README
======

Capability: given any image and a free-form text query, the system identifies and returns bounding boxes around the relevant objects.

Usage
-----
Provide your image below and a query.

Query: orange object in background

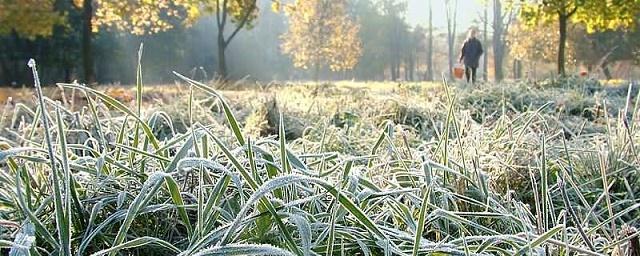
[453,65,465,79]
[580,71,588,77]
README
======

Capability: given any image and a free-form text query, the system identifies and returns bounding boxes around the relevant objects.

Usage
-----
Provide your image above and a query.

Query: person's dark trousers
[465,66,477,84]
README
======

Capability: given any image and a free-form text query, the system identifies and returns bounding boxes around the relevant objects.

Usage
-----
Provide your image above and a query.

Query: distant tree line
[1,0,639,86]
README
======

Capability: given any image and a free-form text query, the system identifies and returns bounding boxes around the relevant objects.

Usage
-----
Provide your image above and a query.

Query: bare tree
[82,0,94,84]
[426,0,434,81]
[483,1,488,81]
[215,0,258,79]
[492,0,516,81]
[445,0,458,79]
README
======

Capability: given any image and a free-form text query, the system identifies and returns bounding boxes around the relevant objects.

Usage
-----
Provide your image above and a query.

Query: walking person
[459,28,483,84]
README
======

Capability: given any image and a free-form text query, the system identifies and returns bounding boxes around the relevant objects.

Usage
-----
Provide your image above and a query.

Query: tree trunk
[513,59,522,79]
[409,53,415,81]
[483,3,488,81]
[601,61,612,80]
[213,0,256,81]
[64,67,71,82]
[493,46,504,81]
[217,32,228,79]
[396,59,400,80]
[426,0,433,81]
[53,0,71,83]
[391,62,398,81]
[82,0,95,84]
[446,0,457,80]
[492,0,504,81]
[313,61,320,82]
[558,15,568,76]
[394,20,401,81]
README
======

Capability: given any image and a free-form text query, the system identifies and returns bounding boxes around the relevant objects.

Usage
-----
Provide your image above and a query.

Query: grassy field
[0,67,638,255]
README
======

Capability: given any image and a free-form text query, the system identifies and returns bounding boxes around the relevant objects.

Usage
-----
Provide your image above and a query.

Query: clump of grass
[0,54,638,256]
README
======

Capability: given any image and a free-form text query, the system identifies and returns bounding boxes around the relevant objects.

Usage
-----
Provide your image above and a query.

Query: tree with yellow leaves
[82,0,194,83]
[518,0,640,76]
[89,0,262,80]
[281,0,362,81]
[1,0,193,83]
[0,0,65,38]
[508,20,577,77]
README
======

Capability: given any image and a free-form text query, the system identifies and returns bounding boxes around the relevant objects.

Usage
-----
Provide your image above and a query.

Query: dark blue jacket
[460,37,483,68]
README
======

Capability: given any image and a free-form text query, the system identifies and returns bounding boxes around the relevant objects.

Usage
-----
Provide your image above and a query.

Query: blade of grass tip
[278,112,293,203]
[136,43,143,116]
[279,112,290,174]
[367,122,389,168]
[114,115,129,161]
[173,72,245,146]
[132,43,144,166]
[412,186,432,256]
[631,81,640,132]
[247,137,263,185]
[28,59,70,256]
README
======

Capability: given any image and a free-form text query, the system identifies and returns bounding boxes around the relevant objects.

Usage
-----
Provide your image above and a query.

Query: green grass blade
[192,244,295,256]
[90,236,180,256]
[515,225,564,255]
[28,59,69,255]
[412,186,432,256]
[164,175,193,236]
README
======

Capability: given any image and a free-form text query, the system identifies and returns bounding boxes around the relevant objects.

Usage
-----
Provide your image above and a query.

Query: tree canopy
[281,0,362,79]
[518,0,640,75]
[0,0,65,38]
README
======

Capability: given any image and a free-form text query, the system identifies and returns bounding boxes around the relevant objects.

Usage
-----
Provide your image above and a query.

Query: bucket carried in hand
[453,65,465,79]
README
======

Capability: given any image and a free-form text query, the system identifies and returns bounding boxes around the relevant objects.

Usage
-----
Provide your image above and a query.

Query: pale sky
[406,0,488,30]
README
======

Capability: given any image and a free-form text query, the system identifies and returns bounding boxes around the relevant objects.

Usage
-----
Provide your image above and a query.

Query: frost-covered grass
[0,56,638,255]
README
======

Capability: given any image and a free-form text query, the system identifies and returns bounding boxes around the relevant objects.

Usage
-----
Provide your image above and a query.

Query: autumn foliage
[281,0,362,76]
